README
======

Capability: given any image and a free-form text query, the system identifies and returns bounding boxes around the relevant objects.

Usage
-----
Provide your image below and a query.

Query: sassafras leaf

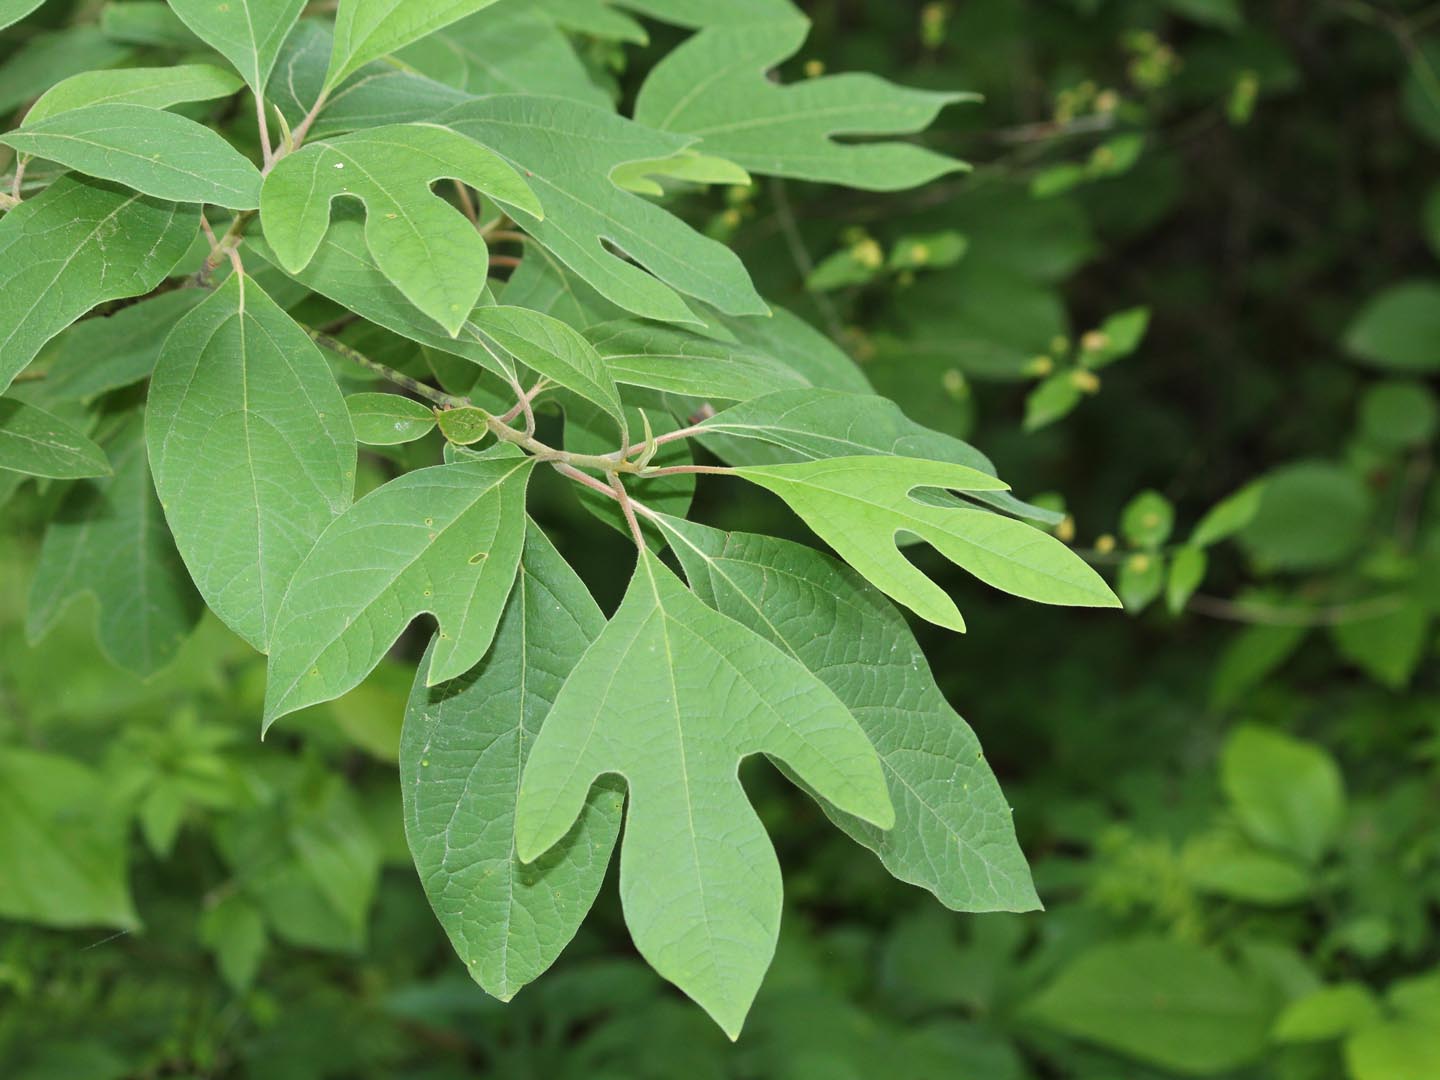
[402,525,623,1001]
[735,456,1119,631]
[635,20,971,190]
[263,451,534,729]
[24,63,243,125]
[28,413,204,678]
[0,399,110,479]
[0,176,198,396]
[0,104,264,209]
[346,392,437,445]
[325,0,502,92]
[259,123,541,334]
[443,95,767,324]
[515,548,892,1039]
[147,272,357,651]
[167,0,307,93]
[661,517,1040,913]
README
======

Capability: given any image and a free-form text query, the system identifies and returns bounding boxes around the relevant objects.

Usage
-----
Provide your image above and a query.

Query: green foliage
[2,0,1438,1074]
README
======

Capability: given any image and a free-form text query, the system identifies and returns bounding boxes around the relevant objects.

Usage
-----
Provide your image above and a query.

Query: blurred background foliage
[3,0,1440,1077]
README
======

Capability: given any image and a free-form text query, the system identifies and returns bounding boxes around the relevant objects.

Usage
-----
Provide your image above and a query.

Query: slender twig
[498,378,549,424]
[553,461,623,499]
[636,464,734,479]
[0,190,18,212]
[305,329,469,408]
[623,423,708,457]
[10,155,25,201]
[610,474,647,550]
[454,181,478,226]
[490,254,522,269]
[1186,592,1408,628]
[505,374,537,436]
[255,92,274,168]
[286,89,331,158]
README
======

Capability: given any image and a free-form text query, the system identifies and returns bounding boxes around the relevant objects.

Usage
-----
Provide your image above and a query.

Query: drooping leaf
[28,413,204,677]
[0,747,138,930]
[259,122,540,334]
[1238,460,1373,571]
[1025,938,1278,1073]
[696,388,1061,523]
[0,399,110,479]
[735,456,1119,631]
[515,548,893,1039]
[264,450,534,729]
[0,104,264,209]
[1344,280,1440,372]
[324,0,502,92]
[662,517,1039,913]
[199,893,268,991]
[635,20,970,190]
[471,306,627,440]
[346,392,437,445]
[147,272,357,651]
[585,320,809,401]
[402,525,623,1001]
[443,95,767,323]
[1330,602,1431,690]
[24,63,243,125]
[168,0,307,93]
[397,0,608,106]
[0,176,197,396]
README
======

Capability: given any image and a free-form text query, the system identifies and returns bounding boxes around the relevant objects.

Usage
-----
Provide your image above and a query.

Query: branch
[304,328,469,409]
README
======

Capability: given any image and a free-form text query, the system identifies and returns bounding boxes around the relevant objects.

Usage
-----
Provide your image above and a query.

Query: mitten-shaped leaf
[635,20,971,191]
[169,0,307,93]
[0,176,197,396]
[147,273,357,651]
[402,525,623,1001]
[0,104,264,208]
[28,414,203,678]
[661,517,1040,913]
[735,456,1119,631]
[442,96,767,324]
[0,399,109,479]
[514,549,893,1039]
[264,451,533,729]
[259,123,542,335]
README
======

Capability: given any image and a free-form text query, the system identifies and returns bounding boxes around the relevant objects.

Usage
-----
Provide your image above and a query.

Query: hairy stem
[305,329,469,409]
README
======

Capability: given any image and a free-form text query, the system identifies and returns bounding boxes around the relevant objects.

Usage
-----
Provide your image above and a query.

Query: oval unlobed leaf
[515,548,893,1040]
[735,456,1119,631]
[402,524,622,1001]
[0,398,110,479]
[325,0,504,91]
[0,103,263,209]
[0,175,198,397]
[147,272,358,651]
[24,63,243,125]
[346,392,437,445]
[259,122,541,334]
[27,413,204,678]
[263,450,535,729]
[168,0,308,93]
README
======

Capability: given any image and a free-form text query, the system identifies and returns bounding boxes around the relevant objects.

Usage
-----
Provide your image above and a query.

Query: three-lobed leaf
[735,456,1119,631]
[263,450,534,729]
[635,20,970,190]
[515,548,893,1039]
[661,517,1040,913]
[402,525,623,1001]
[259,122,541,334]
[147,272,358,651]
[443,96,767,324]
[0,176,198,396]
[0,104,264,209]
